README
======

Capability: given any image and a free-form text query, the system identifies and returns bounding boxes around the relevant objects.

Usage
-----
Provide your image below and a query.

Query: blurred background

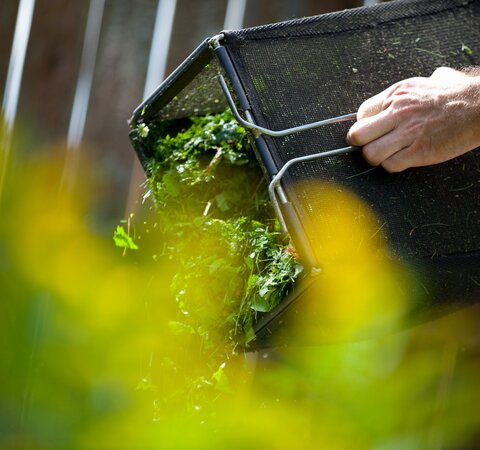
[1,0,371,229]
[1,1,480,449]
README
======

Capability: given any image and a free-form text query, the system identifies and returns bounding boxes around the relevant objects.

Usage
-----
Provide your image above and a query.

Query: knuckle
[382,149,411,173]
[432,66,451,76]
[381,160,400,173]
[390,104,409,121]
[388,97,415,120]
[381,158,407,173]
[357,103,370,120]
[346,127,362,146]
[393,80,410,91]
[431,66,461,81]
[392,78,417,91]
[358,95,382,119]
[362,145,381,166]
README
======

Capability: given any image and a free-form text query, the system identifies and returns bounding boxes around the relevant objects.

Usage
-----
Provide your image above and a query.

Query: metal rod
[216,73,360,233]
[0,0,36,198]
[269,146,360,233]
[217,74,357,137]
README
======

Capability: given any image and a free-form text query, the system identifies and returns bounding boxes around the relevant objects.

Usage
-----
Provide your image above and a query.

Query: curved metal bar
[268,146,360,232]
[216,70,360,261]
[217,74,357,137]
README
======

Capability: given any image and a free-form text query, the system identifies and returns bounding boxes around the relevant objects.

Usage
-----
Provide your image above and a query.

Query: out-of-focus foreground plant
[1,129,480,449]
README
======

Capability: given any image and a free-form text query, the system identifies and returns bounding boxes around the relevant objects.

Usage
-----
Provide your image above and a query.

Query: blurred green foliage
[1,124,480,450]
[130,111,302,353]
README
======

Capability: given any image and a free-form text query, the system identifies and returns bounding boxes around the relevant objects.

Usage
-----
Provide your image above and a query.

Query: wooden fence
[1,0,371,227]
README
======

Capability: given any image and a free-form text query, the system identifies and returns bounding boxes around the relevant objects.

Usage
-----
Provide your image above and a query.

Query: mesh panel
[130,0,480,322]
[151,58,227,121]
[223,0,480,265]
[254,251,480,347]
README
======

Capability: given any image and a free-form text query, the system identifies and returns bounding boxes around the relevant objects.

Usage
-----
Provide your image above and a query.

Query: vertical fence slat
[143,0,177,100]
[0,0,35,197]
[223,0,247,30]
[66,0,106,151]
[1,0,36,134]
[61,0,105,193]
[124,0,178,215]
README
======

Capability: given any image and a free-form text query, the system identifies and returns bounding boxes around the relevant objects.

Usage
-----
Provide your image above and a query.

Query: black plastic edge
[130,38,213,126]
[214,44,280,177]
[281,201,318,270]
[223,0,474,41]
[252,273,316,339]
[253,136,278,177]
[214,45,251,111]
[214,41,319,271]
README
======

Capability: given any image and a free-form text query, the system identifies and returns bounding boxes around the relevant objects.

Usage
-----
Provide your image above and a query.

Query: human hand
[346,67,480,172]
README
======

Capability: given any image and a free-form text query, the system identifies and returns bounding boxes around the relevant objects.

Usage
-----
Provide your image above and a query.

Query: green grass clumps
[123,110,302,353]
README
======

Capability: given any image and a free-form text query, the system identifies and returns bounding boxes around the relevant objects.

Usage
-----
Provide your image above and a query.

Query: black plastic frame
[128,0,480,348]
[131,39,212,127]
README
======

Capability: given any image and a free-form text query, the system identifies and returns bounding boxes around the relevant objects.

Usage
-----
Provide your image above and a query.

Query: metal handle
[268,146,360,233]
[217,74,357,137]
[217,72,361,263]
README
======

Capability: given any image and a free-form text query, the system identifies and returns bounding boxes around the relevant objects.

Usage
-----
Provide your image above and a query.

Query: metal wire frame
[216,73,359,236]
[217,74,357,138]
[267,146,360,233]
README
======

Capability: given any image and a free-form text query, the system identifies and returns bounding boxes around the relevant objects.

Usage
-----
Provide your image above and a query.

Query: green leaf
[215,193,230,212]
[168,321,195,335]
[259,280,273,298]
[119,110,304,367]
[245,273,259,296]
[208,258,226,275]
[162,172,181,197]
[251,295,269,312]
[113,225,139,250]
[461,43,473,55]
[212,362,230,392]
[244,253,255,271]
[244,325,256,344]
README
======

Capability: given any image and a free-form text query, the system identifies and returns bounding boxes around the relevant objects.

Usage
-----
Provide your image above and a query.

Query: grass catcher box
[129,0,480,347]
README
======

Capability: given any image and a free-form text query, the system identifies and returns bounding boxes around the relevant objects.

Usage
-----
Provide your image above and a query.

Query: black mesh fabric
[130,0,480,333]
[151,58,227,121]
[222,0,480,272]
